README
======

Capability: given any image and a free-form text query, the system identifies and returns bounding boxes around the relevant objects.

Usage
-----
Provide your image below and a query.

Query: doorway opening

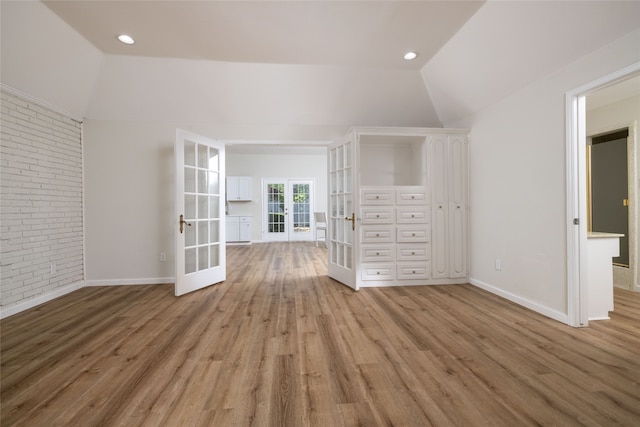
[587,128,630,267]
[566,62,640,327]
[263,179,315,242]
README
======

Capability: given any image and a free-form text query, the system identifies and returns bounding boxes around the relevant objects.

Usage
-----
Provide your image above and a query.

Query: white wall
[83,119,327,284]
[225,152,327,242]
[0,1,103,119]
[448,30,640,321]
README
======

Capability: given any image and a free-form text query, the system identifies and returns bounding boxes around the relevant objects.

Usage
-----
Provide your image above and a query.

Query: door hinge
[573,218,580,225]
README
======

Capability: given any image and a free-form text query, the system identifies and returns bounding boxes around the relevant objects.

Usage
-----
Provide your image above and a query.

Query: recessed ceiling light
[404,52,418,60]
[117,34,135,45]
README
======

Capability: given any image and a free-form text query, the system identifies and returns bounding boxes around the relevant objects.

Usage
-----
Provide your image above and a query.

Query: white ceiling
[2,1,639,144]
[42,0,484,69]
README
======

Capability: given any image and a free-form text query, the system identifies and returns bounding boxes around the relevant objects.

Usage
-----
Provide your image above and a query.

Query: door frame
[565,61,640,327]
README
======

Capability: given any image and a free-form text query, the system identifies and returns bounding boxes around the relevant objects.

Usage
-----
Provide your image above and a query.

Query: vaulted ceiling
[2,1,639,141]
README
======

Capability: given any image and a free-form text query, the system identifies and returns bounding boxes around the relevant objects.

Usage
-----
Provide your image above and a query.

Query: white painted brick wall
[1,90,84,310]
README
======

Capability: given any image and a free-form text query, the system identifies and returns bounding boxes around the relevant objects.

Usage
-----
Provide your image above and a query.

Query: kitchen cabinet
[226,216,251,243]
[227,176,252,201]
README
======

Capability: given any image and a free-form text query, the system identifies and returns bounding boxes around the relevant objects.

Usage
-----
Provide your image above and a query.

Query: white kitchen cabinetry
[227,176,252,201]
[226,216,251,243]
[327,127,468,290]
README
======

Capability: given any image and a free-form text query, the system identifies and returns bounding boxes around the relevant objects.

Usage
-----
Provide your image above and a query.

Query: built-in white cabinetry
[226,216,251,243]
[328,127,468,290]
[227,176,252,201]
[360,186,431,286]
[429,135,468,279]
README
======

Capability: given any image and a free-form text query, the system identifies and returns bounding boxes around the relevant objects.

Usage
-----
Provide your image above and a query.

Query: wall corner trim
[84,277,175,287]
[469,278,569,325]
[0,281,85,320]
[0,83,83,123]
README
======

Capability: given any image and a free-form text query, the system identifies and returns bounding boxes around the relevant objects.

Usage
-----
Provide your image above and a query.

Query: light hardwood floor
[2,242,639,426]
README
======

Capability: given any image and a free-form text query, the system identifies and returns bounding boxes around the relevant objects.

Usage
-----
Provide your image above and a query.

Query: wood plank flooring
[2,242,640,426]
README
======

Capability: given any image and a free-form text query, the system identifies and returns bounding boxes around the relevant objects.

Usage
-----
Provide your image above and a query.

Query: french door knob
[179,214,192,234]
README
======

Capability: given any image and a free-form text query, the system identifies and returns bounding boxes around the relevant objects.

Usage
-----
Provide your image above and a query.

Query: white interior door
[327,135,358,289]
[175,129,226,296]
[264,179,314,241]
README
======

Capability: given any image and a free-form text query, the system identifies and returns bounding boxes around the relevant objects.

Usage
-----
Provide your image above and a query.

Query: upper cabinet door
[448,135,468,208]
[431,135,448,208]
[227,176,252,201]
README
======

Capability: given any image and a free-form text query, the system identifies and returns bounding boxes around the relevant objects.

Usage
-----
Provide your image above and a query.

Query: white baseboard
[469,278,569,325]
[85,277,175,287]
[0,281,85,319]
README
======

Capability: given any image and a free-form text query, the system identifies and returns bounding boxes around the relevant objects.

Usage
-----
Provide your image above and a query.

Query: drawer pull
[376,252,380,256]
[376,214,380,218]
[376,271,380,275]
[411,214,415,218]
[411,195,415,199]
[412,233,416,237]
[411,251,416,255]
[376,196,380,199]
[412,270,416,274]
[376,233,380,237]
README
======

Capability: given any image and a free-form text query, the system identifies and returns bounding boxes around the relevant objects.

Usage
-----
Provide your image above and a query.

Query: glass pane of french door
[184,144,221,273]
[290,181,313,241]
[267,183,286,239]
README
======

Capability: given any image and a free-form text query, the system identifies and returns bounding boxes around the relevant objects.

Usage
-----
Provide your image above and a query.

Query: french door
[175,129,226,296]
[327,135,358,290]
[264,179,314,242]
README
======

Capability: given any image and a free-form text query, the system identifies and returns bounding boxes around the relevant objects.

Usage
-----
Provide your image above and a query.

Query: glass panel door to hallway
[264,179,314,242]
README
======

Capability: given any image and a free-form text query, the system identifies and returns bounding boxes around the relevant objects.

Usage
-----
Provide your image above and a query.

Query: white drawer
[397,263,431,280]
[361,189,394,205]
[396,226,429,243]
[397,207,430,224]
[397,244,430,261]
[396,188,428,205]
[361,245,395,262]
[362,226,394,243]
[361,264,395,281]
[361,207,395,224]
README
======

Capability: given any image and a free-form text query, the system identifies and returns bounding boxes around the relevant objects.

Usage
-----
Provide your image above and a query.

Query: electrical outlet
[160,252,166,262]
[50,264,57,274]
[495,259,501,271]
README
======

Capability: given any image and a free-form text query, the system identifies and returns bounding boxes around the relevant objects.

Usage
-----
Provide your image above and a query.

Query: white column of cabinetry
[429,135,468,279]
[448,135,468,278]
[430,136,449,279]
